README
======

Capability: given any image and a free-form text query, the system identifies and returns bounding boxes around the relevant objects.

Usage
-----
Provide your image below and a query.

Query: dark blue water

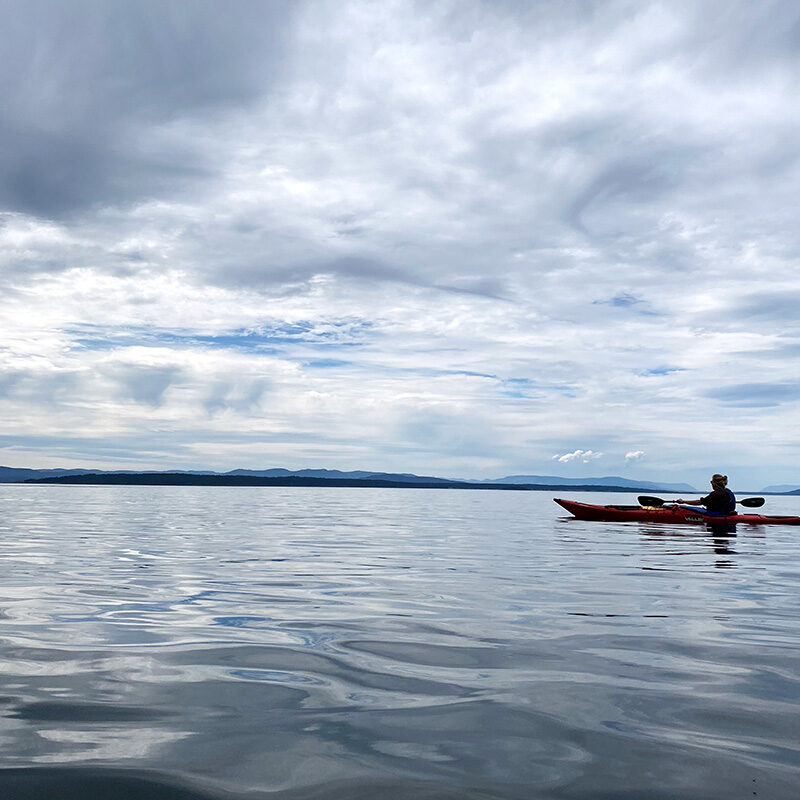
[1,485,799,798]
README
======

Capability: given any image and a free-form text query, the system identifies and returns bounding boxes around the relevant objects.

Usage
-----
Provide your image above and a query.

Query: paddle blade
[740,497,765,508]
[638,495,665,507]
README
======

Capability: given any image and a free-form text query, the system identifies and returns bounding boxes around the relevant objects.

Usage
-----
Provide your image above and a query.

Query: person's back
[703,485,736,514]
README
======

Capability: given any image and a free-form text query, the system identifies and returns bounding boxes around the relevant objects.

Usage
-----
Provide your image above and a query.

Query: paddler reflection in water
[674,474,736,516]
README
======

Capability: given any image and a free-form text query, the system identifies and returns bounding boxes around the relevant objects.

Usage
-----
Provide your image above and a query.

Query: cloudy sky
[2,0,799,487]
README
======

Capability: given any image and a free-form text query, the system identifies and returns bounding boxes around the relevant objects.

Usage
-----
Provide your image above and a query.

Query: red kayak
[554,498,800,526]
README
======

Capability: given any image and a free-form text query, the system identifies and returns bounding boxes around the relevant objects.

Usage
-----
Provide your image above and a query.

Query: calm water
[0,485,799,799]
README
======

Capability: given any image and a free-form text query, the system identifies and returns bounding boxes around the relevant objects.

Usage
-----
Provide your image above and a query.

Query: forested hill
[27,472,662,492]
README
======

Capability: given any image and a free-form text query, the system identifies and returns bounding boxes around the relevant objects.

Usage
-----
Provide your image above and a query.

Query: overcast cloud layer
[2,0,799,487]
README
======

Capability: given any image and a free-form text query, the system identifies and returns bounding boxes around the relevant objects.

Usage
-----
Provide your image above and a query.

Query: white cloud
[552,450,604,464]
[625,450,646,461]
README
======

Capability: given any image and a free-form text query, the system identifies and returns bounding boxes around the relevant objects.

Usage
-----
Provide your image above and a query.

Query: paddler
[675,474,736,516]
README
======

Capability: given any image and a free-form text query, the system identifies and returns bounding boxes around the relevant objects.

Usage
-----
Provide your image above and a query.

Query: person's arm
[675,496,705,505]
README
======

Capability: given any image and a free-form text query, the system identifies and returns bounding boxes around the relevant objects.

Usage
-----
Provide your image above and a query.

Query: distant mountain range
[0,466,453,485]
[23,473,562,490]
[0,465,699,491]
[482,474,697,492]
[4,465,797,494]
[0,467,95,483]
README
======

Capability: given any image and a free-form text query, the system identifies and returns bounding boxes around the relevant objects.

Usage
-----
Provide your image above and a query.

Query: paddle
[638,495,765,508]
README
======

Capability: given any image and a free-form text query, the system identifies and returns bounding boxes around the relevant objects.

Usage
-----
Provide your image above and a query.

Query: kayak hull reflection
[554,498,800,525]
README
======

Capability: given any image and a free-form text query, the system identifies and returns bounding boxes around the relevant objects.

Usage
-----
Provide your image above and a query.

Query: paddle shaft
[638,494,765,509]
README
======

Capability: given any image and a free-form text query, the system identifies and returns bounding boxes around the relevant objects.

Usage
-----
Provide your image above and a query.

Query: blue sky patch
[640,366,684,376]
[65,321,375,354]
[706,383,800,407]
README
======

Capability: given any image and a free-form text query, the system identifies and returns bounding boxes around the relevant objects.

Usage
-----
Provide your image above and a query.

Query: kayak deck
[554,498,800,526]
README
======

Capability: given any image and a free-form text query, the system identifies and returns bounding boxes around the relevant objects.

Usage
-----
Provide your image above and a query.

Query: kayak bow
[554,498,800,526]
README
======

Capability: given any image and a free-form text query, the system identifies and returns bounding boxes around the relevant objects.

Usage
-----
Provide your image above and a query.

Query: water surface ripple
[0,486,799,798]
